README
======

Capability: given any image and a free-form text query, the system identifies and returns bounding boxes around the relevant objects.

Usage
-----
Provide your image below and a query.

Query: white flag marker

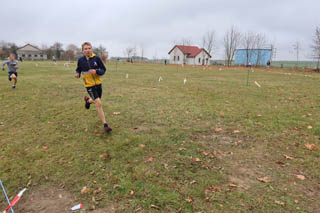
[126,73,128,79]
[184,78,187,84]
[254,81,261,88]
[158,76,163,82]
[219,68,222,71]
[71,204,83,211]
[4,188,27,212]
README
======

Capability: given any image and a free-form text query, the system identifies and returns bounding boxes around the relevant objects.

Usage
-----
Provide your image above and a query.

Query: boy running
[75,42,112,133]
[2,53,19,89]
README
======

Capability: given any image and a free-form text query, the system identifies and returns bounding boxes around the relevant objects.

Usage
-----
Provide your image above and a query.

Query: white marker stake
[254,81,261,88]
[184,78,187,85]
[126,73,128,79]
[219,68,222,71]
[4,188,27,212]
[71,204,83,211]
[158,76,163,82]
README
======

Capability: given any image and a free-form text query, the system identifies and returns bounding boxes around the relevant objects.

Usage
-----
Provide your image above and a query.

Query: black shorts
[8,72,18,78]
[86,85,102,100]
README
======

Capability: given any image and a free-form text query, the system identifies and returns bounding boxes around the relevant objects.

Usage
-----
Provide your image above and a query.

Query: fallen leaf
[0,122,4,126]
[42,146,48,151]
[95,133,101,137]
[215,127,222,132]
[190,180,196,184]
[150,204,160,210]
[233,130,240,134]
[94,188,102,194]
[81,186,89,194]
[130,190,134,195]
[257,176,271,183]
[296,175,306,180]
[228,184,238,188]
[113,112,121,115]
[283,154,294,160]
[275,200,285,206]
[194,158,201,162]
[202,151,209,156]
[307,125,313,129]
[139,144,145,148]
[185,197,193,203]
[145,157,154,163]
[294,200,299,204]
[257,114,262,117]
[292,127,298,131]
[305,143,318,151]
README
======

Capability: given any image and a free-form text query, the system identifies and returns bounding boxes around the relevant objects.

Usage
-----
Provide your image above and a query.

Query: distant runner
[75,42,112,133]
[2,53,19,89]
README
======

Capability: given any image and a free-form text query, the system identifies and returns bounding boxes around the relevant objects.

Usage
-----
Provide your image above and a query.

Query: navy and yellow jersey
[75,54,106,88]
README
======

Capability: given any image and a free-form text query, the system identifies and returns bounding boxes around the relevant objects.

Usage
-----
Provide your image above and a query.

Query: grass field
[0,61,319,212]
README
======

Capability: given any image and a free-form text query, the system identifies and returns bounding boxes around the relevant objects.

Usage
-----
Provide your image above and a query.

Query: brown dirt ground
[3,185,113,213]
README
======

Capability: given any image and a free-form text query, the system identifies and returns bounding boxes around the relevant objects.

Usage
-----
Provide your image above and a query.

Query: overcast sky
[1,0,318,60]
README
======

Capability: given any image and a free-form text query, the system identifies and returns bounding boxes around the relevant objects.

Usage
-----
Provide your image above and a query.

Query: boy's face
[83,45,93,57]
[9,54,15,60]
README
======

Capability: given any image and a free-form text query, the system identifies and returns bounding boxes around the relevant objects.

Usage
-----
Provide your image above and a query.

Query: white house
[16,44,47,60]
[168,45,211,65]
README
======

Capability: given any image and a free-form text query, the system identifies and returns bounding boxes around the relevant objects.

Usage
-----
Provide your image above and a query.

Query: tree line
[0,42,108,62]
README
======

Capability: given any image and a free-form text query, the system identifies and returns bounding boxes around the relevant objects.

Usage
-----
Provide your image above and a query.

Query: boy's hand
[75,73,80,78]
[88,69,96,74]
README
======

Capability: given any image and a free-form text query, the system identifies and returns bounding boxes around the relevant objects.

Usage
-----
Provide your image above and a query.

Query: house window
[177,56,180,61]
[34,55,38,57]
[22,54,25,57]
[40,55,43,57]
[174,56,176,61]
[28,54,31,57]
[199,58,201,63]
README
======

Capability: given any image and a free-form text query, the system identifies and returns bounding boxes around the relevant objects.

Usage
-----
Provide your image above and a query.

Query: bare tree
[65,44,80,60]
[124,47,134,62]
[255,33,267,66]
[311,26,320,71]
[292,41,301,69]
[202,30,215,56]
[140,44,145,62]
[181,39,191,46]
[242,32,258,66]
[223,26,242,66]
[51,42,64,60]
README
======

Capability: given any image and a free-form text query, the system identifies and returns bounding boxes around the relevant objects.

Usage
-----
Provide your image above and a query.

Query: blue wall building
[234,49,272,66]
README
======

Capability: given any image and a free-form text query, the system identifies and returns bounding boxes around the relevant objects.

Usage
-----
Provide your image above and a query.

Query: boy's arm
[1,60,9,70]
[75,59,81,78]
[95,57,106,76]
[15,61,19,69]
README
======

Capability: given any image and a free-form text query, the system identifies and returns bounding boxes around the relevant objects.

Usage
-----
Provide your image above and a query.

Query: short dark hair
[81,42,92,50]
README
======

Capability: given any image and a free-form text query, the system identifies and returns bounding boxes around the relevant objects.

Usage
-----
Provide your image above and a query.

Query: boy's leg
[11,74,17,88]
[93,98,107,124]
[85,86,112,132]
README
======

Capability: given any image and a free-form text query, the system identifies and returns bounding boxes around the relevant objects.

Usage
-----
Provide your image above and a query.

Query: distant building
[131,56,148,62]
[168,45,212,65]
[16,44,47,60]
[234,49,272,66]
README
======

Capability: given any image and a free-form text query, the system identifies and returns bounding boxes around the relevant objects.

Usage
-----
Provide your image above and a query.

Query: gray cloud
[0,0,318,60]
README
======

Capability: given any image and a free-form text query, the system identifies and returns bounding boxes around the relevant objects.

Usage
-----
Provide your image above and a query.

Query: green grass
[0,61,319,212]
[272,61,318,69]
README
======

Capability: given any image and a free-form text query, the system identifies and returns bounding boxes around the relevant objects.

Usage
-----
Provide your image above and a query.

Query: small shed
[234,49,272,66]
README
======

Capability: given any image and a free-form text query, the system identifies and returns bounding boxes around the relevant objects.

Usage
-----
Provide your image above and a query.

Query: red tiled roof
[168,45,211,58]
